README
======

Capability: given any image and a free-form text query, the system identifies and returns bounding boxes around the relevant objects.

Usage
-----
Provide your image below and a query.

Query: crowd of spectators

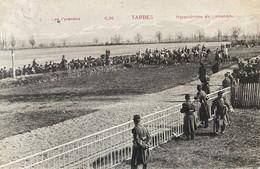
[232,58,260,83]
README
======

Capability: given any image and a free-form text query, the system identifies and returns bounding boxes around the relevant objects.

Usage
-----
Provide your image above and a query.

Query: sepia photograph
[0,0,259,168]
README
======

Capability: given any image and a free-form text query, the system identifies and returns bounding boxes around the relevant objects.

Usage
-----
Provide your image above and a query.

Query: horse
[200,49,211,61]
[192,49,200,62]
[215,52,223,63]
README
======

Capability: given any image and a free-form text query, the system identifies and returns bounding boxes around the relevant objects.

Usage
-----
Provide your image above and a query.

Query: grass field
[117,108,260,169]
[0,46,259,139]
[0,63,200,139]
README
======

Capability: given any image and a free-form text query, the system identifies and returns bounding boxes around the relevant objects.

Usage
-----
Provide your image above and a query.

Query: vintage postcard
[0,0,259,168]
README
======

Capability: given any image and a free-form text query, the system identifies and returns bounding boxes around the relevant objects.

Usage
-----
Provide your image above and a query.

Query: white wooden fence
[0,87,231,169]
[233,83,260,108]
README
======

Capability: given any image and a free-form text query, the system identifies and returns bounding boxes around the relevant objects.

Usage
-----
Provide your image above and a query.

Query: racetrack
[0,42,226,68]
[0,46,259,165]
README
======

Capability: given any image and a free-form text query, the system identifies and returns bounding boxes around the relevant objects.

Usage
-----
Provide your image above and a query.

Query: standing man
[199,95,210,128]
[61,55,67,70]
[211,91,233,135]
[222,73,231,88]
[215,48,220,63]
[227,72,236,87]
[201,71,211,94]
[180,94,196,140]
[131,115,151,169]
[198,62,205,83]
[195,85,209,128]
[105,50,110,66]
[194,84,206,100]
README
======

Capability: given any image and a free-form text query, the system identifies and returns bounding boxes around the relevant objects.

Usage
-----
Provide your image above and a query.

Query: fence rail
[233,83,260,108]
[0,87,231,169]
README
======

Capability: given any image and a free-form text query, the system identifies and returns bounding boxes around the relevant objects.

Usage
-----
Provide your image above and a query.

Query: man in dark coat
[194,84,207,127]
[201,73,210,94]
[211,91,233,135]
[212,62,219,74]
[198,62,205,83]
[32,59,38,68]
[61,55,67,70]
[194,85,206,100]
[180,94,196,140]
[131,115,151,169]
[222,73,231,88]
[199,95,210,128]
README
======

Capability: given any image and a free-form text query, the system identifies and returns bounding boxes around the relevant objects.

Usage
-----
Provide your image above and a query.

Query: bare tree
[175,32,183,41]
[155,31,162,43]
[191,34,197,41]
[38,43,46,48]
[1,30,7,49]
[223,32,229,41]
[111,34,122,44]
[10,34,16,49]
[29,35,36,48]
[167,34,173,42]
[93,38,99,45]
[61,39,67,47]
[49,41,55,47]
[196,29,205,42]
[126,39,131,44]
[241,34,247,40]
[217,29,222,41]
[134,32,143,43]
[20,40,26,48]
[230,27,241,40]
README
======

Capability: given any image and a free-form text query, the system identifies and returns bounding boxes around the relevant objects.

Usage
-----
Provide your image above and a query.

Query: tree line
[1,26,260,50]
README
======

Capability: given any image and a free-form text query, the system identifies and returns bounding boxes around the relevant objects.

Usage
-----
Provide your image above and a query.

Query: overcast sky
[0,0,260,43]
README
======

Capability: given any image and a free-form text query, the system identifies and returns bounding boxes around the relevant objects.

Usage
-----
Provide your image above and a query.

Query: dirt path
[0,65,235,165]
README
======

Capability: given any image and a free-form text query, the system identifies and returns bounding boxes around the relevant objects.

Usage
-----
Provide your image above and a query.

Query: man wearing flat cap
[131,115,151,169]
[211,91,233,135]
[180,94,196,140]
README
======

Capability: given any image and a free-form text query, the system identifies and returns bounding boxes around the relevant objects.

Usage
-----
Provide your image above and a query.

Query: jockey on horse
[200,49,208,61]
[192,48,200,62]
[136,50,145,67]
[223,46,229,61]
[215,48,223,63]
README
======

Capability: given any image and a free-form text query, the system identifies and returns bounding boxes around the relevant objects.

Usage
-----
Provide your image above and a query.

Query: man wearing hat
[211,91,233,134]
[198,62,205,83]
[180,94,196,140]
[201,72,211,94]
[131,115,151,169]
[228,72,236,86]
[199,95,210,128]
[194,84,207,100]
[194,85,209,127]
[222,73,231,88]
